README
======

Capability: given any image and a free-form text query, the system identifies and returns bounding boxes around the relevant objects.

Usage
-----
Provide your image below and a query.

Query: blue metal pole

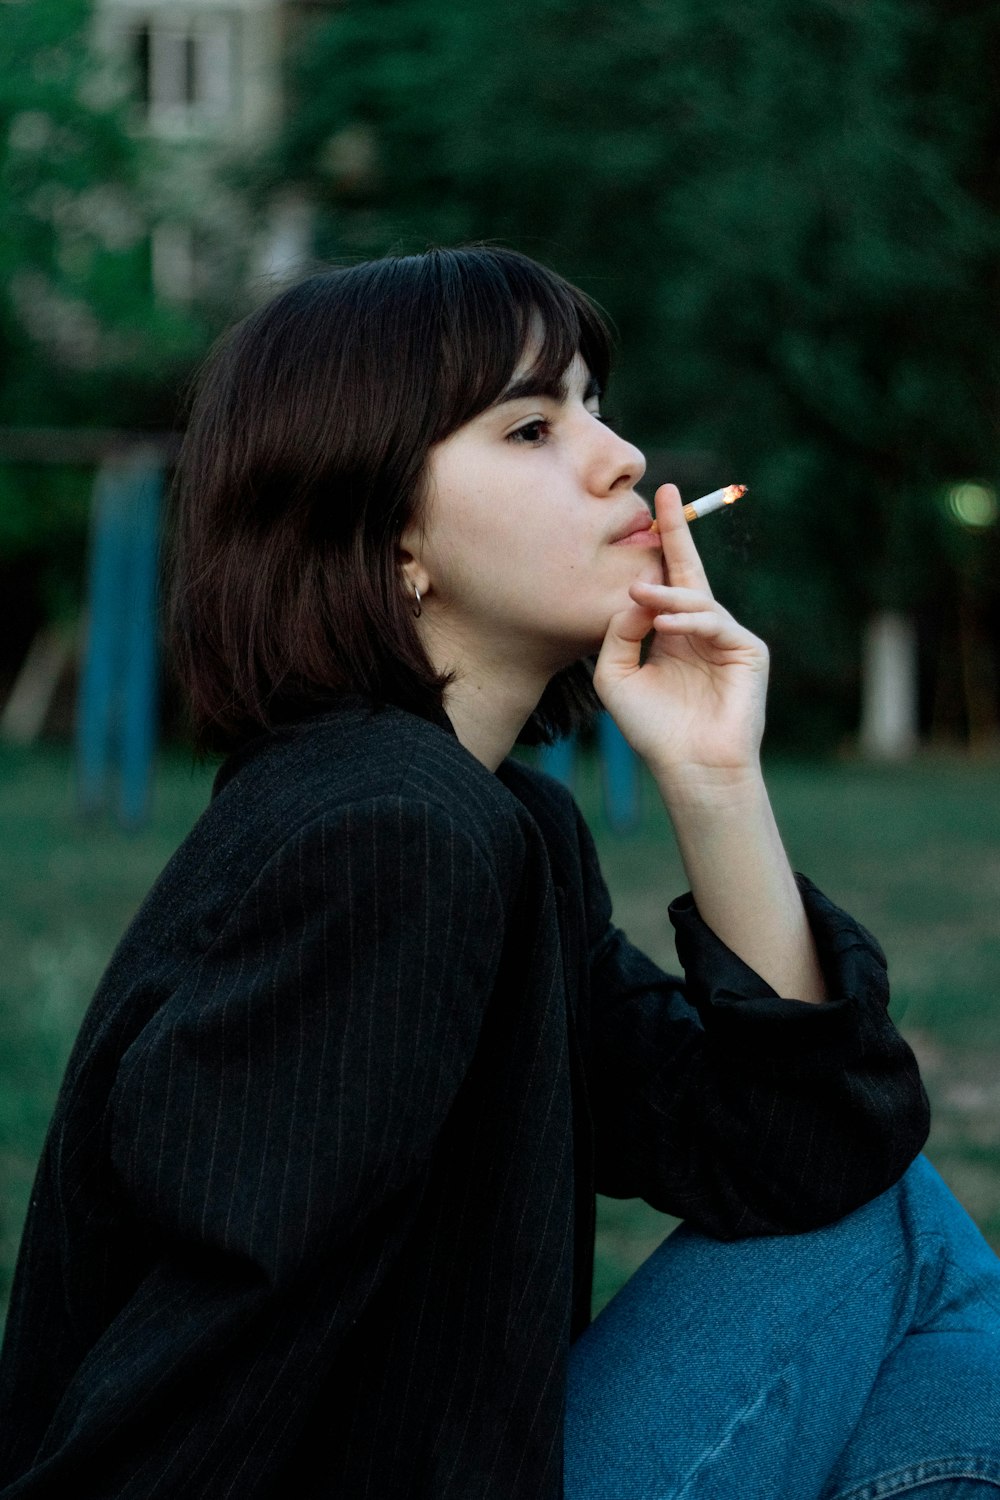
[539,735,575,790]
[597,711,641,831]
[76,464,130,815]
[119,461,161,828]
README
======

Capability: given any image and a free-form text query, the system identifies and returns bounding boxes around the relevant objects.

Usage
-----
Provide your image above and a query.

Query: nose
[588,415,646,496]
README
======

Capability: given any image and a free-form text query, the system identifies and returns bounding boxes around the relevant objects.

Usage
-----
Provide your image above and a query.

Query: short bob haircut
[167,245,616,756]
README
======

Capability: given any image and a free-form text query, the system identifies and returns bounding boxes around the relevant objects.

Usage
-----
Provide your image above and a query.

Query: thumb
[593,599,654,695]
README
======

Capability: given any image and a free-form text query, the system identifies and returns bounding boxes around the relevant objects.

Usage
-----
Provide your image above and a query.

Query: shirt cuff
[667,873,890,1054]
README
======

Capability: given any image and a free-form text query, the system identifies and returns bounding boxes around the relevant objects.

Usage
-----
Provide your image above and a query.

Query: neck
[441,665,550,772]
[415,611,573,772]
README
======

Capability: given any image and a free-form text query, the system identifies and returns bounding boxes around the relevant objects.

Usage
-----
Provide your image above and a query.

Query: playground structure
[0,431,173,828]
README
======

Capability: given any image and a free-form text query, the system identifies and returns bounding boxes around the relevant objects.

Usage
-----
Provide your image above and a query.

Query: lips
[610,508,657,544]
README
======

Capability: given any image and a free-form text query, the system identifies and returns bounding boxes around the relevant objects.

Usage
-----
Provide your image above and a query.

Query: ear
[396,540,431,601]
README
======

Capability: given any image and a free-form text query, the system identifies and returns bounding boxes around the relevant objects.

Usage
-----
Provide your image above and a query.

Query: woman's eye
[507,419,550,444]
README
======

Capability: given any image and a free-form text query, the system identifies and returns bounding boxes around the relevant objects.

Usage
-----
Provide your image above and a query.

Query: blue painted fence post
[538,712,641,831]
[76,464,130,816]
[597,712,641,832]
[539,734,576,791]
[76,453,162,828]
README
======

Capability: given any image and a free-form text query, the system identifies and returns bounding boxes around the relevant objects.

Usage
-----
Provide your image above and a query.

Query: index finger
[653,483,714,596]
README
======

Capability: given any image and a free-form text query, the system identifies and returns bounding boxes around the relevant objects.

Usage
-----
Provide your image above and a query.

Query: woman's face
[402,348,664,679]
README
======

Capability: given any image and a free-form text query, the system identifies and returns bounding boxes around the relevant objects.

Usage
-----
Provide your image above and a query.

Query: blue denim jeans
[565,1155,1000,1498]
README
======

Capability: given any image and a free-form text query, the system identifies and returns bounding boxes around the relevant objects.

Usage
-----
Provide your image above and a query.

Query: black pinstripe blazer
[0,696,930,1497]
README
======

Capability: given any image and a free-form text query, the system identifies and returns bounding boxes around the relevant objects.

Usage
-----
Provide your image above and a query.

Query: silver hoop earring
[412,585,422,619]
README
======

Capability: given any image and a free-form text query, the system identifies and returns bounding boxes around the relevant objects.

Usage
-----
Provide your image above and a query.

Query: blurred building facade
[91,0,326,304]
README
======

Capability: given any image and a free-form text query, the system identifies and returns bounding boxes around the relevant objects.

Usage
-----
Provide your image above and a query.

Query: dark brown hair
[166,245,616,755]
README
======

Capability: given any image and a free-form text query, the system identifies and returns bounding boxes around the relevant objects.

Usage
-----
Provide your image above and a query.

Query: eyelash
[507,412,612,445]
[507,419,551,445]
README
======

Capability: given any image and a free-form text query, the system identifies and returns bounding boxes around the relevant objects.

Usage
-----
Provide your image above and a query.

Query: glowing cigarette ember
[649,484,747,531]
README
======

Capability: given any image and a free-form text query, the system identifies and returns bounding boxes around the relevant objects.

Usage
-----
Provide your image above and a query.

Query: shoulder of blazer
[210,699,525,844]
[66,704,534,1089]
[153,700,533,929]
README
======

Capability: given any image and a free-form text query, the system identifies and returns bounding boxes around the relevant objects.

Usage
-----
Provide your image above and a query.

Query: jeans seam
[672,1371,781,1499]
[826,1456,1000,1499]
[935,1254,1000,1323]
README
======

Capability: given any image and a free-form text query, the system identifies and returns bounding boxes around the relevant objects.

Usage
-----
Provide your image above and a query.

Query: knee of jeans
[893,1154,1000,1279]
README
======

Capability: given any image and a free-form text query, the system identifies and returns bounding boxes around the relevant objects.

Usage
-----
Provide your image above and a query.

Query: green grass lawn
[1,740,999,1327]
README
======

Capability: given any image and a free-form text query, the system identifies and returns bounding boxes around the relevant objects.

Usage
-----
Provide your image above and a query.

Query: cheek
[429,489,552,578]
[422,465,509,560]
[434,522,572,619]
[421,449,590,599]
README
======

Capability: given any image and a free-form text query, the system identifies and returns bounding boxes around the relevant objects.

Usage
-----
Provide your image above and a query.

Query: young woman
[1,246,999,1499]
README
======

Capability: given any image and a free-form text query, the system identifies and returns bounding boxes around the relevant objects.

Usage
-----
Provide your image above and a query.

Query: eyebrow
[490,370,602,409]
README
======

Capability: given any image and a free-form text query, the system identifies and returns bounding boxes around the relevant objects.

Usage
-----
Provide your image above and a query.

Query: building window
[129,13,237,134]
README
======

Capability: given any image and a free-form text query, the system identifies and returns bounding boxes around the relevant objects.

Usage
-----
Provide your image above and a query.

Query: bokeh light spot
[946,482,998,529]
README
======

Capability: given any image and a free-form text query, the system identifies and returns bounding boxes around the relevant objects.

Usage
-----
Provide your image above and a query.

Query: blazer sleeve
[573,805,931,1239]
[25,796,505,1498]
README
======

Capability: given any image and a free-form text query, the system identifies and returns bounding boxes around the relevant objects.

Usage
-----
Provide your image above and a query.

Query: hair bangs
[417,247,615,443]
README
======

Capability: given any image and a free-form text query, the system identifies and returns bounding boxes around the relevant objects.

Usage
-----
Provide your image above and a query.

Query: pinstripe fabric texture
[0,696,930,1497]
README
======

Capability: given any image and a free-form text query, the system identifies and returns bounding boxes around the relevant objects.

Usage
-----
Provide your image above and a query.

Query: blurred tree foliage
[0,0,208,428]
[276,0,1000,749]
[0,0,211,641]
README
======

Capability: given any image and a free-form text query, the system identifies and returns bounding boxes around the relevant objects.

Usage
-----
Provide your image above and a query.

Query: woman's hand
[593,484,826,1002]
[593,483,770,788]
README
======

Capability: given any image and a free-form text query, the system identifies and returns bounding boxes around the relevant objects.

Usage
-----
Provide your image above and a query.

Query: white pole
[859,609,919,760]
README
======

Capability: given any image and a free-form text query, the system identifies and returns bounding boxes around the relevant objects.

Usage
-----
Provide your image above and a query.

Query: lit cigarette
[649,484,747,531]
